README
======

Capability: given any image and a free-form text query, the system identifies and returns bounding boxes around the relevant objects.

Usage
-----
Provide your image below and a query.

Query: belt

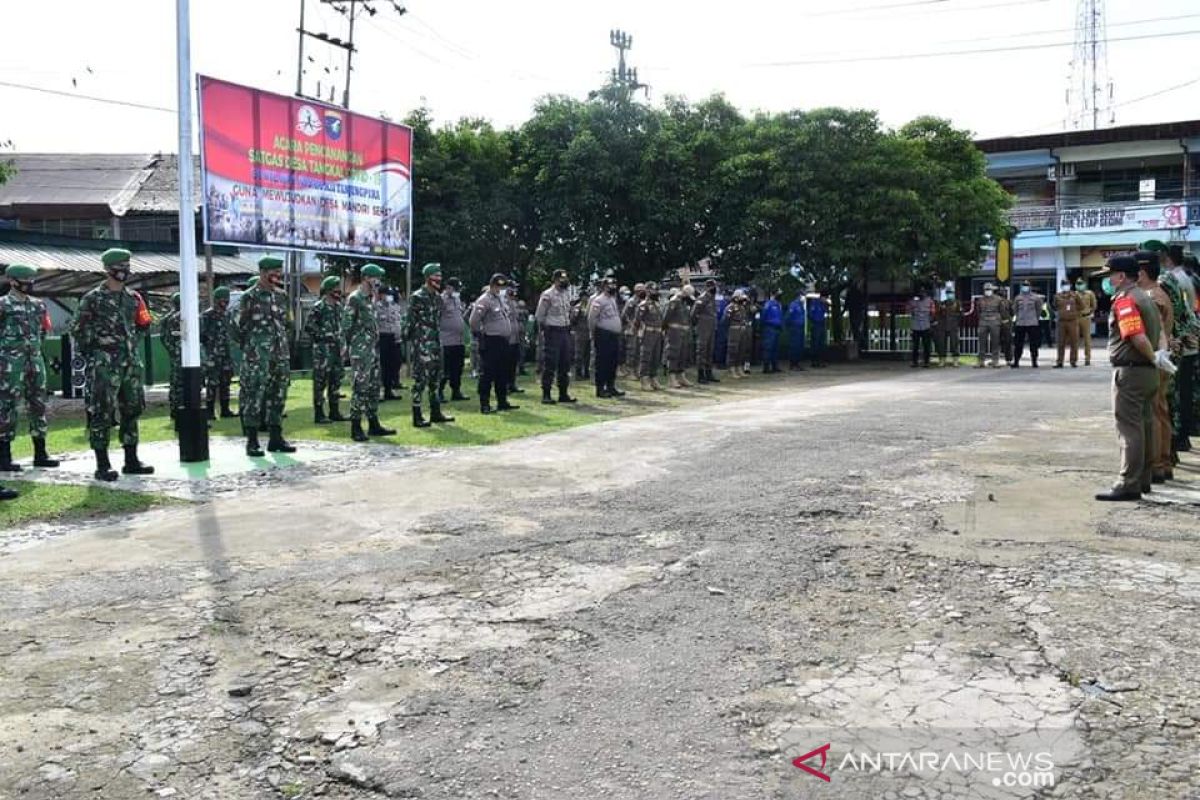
[542,324,569,332]
[729,324,747,330]
[667,323,689,330]
[1112,362,1154,368]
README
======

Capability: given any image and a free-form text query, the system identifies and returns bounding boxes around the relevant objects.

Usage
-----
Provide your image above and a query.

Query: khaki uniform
[1053,290,1081,366]
[1108,285,1163,494]
[1076,289,1097,365]
[976,295,1004,367]
[662,296,691,374]
[692,290,718,369]
[724,300,753,367]
[999,297,1014,364]
[622,296,642,375]
[936,299,962,361]
[635,298,664,379]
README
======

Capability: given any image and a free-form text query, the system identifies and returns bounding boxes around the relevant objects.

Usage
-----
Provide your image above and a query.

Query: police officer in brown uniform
[692,279,719,383]
[1095,253,1172,502]
[1053,280,1081,368]
[1075,277,1098,366]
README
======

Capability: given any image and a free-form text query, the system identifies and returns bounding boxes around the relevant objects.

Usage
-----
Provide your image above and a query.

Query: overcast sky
[2,0,1198,153]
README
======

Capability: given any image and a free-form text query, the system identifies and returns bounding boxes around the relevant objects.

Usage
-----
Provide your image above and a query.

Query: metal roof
[127,154,203,213]
[0,153,156,216]
[976,119,1200,155]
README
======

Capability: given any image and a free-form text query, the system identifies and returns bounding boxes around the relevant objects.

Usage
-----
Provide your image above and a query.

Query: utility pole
[296,0,405,109]
[609,29,649,98]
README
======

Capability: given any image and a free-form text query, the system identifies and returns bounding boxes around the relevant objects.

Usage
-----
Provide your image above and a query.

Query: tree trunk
[831,288,844,343]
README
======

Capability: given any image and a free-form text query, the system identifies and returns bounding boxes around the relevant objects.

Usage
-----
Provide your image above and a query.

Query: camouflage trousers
[203,353,234,403]
[84,351,145,449]
[168,358,183,419]
[1169,354,1198,442]
[639,331,664,378]
[411,347,442,411]
[695,320,715,369]
[349,347,380,421]
[574,328,591,376]
[239,356,290,432]
[311,342,344,405]
[0,350,49,443]
[664,326,689,373]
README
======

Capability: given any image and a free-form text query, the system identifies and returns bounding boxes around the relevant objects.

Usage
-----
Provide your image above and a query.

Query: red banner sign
[198,75,413,260]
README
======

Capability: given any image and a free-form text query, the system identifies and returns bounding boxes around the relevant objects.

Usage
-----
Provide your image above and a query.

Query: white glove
[1154,350,1178,375]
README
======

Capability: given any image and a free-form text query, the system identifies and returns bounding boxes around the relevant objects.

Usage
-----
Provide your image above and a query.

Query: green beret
[422,262,442,278]
[258,256,284,271]
[101,248,132,267]
[1140,239,1168,253]
[171,292,181,309]
[5,263,37,281]
[360,263,384,279]
[320,275,341,295]
[213,286,231,301]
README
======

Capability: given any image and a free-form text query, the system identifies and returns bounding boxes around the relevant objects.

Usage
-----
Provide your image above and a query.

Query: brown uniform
[635,297,664,379]
[692,290,718,369]
[662,296,691,374]
[1076,289,1098,365]
[1108,285,1163,494]
[1146,284,1174,477]
[1054,290,1081,366]
[725,300,753,367]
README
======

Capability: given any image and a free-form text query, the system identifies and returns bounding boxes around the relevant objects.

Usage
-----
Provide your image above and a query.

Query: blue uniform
[786,298,807,366]
[808,297,828,366]
[761,298,783,370]
[714,295,730,368]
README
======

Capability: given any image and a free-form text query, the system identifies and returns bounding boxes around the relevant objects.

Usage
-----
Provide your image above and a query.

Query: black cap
[489,272,508,286]
[446,277,461,289]
[552,268,568,281]
[1097,254,1144,277]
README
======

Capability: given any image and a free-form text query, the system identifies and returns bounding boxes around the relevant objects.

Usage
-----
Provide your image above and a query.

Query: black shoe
[509,387,525,394]
[1175,438,1192,453]
[328,401,347,423]
[220,406,238,419]
[451,392,470,401]
[1152,474,1168,485]
[246,431,265,457]
[412,407,431,429]
[0,483,16,501]
[206,400,217,421]
[707,369,720,383]
[0,440,20,472]
[32,438,59,469]
[609,385,626,397]
[596,388,613,398]
[1053,364,1064,369]
[383,391,399,402]
[122,445,155,476]
[314,401,330,425]
[368,417,397,436]
[1095,489,1141,502]
[267,427,297,453]
[480,405,495,415]
[696,372,710,384]
[542,391,557,405]
[430,404,454,423]
[351,419,369,442]
[558,393,577,404]
[94,448,119,482]
[497,403,520,411]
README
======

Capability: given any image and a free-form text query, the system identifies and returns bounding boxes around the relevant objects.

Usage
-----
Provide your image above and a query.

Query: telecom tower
[1066,0,1114,130]
[609,29,649,98]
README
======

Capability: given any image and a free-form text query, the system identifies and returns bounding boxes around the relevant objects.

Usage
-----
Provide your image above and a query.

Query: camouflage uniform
[71,282,149,449]
[635,293,665,380]
[405,285,443,413]
[236,283,291,432]
[344,286,380,422]
[662,292,691,374]
[622,286,645,376]
[200,296,235,415]
[1160,271,1200,446]
[572,295,592,379]
[0,287,51,442]
[158,297,183,421]
[305,295,345,410]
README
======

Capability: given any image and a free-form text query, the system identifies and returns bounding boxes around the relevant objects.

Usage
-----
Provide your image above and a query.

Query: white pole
[176,0,208,461]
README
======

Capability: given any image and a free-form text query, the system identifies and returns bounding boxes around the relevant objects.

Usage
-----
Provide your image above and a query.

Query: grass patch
[11,374,723,457]
[0,480,178,528]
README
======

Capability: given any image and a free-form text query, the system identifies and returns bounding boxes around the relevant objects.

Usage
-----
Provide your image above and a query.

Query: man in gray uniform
[973,283,1004,368]
[469,274,519,414]
[439,277,469,402]
[535,268,576,404]
[1012,280,1046,368]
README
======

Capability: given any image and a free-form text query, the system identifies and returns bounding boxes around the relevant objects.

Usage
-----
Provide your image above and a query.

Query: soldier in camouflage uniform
[622,283,646,380]
[159,293,183,426]
[0,263,59,478]
[237,256,295,457]
[70,248,155,481]
[345,264,396,441]
[405,263,454,428]
[201,285,236,420]
[304,275,347,425]
[634,282,665,390]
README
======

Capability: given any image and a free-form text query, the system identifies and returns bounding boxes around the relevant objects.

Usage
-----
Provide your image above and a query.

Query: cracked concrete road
[2,362,1199,799]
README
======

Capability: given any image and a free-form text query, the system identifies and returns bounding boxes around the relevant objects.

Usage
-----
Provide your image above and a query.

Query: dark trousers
[479,336,509,408]
[762,325,781,370]
[506,341,520,390]
[911,329,932,365]
[541,326,572,393]
[441,344,465,396]
[379,333,399,391]
[1179,354,1198,442]
[1013,325,1042,365]
[594,328,620,391]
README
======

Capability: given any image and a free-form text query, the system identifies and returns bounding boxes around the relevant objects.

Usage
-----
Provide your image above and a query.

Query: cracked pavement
[1,362,1198,799]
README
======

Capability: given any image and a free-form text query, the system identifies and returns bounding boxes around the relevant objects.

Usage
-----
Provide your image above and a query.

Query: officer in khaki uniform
[1075,278,1097,366]
[972,283,1004,368]
[1053,280,1081,368]
[1094,253,1172,502]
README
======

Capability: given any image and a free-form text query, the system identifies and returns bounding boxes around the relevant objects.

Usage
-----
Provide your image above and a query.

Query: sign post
[176,0,208,462]
[996,231,1014,287]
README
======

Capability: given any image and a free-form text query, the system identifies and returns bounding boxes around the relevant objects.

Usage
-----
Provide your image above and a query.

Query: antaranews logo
[791,743,1057,789]
[792,744,832,782]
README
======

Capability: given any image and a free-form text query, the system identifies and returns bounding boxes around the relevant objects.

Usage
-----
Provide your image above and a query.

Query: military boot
[696,369,710,385]
[557,388,577,403]
[206,397,217,421]
[350,418,369,442]
[219,386,237,418]
[541,388,557,405]
[412,407,431,429]
[122,445,155,476]
[430,403,454,424]
[32,438,59,468]
[328,396,347,422]
[707,368,720,383]
[93,448,118,482]
[314,399,330,425]
[267,427,297,453]
[0,440,20,472]
[246,430,265,457]
[0,483,16,501]
[369,416,397,436]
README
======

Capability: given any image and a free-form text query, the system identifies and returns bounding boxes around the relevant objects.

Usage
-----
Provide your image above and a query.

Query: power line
[0,79,173,113]
[802,0,1049,18]
[743,27,1200,68]
[1010,75,1200,136]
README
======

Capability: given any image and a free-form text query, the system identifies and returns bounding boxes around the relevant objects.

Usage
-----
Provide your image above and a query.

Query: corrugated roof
[127,154,203,213]
[0,240,255,276]
[0,153,156,216]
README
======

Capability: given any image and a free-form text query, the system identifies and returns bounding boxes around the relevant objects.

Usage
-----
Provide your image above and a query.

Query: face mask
[1101,277,1115,296]
[605,286,616,295]
[268,273,284,288]
[556,279,569,289]
[984,289,994,297]
[636,291,647,299]
[1075,282,1086,290]
[650,292,660,301]
[945,293,955,301]
[452,290,460,298]
[108,268,129,284]
[1021,286,1031,294]
[331,292,342,303]
[13,281,34,295]
[620,292,630,300]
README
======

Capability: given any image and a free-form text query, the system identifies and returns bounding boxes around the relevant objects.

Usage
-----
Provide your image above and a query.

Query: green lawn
[0,480,177,528]
[11,373,724,459]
